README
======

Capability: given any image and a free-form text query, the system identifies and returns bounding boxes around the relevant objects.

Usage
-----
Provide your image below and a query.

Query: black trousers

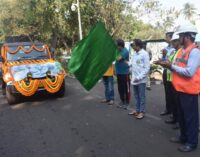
[167,81,179,122]
[116,74,130,104]
[162,69,172,113]
[177,92,199,147]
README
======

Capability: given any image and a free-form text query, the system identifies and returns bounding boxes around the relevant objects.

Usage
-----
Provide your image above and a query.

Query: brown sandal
[128,111,139,116]
[136,113,144,119]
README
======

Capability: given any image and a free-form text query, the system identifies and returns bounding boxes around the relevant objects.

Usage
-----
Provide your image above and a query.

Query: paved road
[0,77,199,157]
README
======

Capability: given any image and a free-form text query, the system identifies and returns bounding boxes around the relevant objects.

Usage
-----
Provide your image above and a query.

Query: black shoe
[172,125,180,130]
[160,111,170,116]
[146,87,151,90]
[170,137,185,144]
[120,104,128,110]
[117,104,123,108]
[169,115,173,119]
[165,119,176,124]
[178,145,196,152]
[172,123,179,130]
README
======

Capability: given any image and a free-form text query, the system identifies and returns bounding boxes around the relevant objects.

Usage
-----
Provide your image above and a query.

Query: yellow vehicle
[0,36,66,104]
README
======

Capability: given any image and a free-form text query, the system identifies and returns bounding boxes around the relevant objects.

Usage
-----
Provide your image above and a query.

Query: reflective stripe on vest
[172,44,200,94]
[167,49,181,82]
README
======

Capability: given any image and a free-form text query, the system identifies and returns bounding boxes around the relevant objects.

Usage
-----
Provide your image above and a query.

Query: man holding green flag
[68,22,119,91]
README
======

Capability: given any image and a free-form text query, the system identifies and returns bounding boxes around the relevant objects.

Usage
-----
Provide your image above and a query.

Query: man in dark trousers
[115,39,130,109]
[160,31,175,116]
[164,33,181,128]
[160,23,200,152]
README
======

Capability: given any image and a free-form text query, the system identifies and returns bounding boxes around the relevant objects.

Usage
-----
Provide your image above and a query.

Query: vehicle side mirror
[0,56,4,62]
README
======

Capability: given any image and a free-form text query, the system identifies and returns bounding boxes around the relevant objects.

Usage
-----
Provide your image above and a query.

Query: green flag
[68,21,119,90]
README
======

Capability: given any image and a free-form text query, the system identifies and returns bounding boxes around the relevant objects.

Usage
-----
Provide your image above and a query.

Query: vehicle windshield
[6,45,50,62]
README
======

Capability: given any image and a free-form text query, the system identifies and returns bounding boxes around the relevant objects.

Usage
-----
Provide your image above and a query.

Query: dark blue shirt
[115,48,129,74]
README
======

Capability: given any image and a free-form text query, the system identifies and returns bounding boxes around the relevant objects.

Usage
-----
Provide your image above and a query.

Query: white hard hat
[171,33,179,41]
[166,28,174,34]
[176,23,198,34]
[165,31,174,36]
[195,34,200,42]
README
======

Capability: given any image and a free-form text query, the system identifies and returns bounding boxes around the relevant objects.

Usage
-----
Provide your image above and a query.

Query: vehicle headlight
[4,73,12,82]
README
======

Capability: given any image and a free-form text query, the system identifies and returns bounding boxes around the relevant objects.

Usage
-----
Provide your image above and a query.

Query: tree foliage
[181,2,197,22]
[0,0,186,54]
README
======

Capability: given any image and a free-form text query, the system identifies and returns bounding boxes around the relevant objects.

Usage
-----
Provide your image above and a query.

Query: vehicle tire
[6,86,20,105]
[55,79,65,97]
[2,81,6,96]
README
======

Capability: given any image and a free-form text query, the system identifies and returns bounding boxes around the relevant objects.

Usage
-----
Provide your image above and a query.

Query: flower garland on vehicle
[14,74,65,96]
[5,44,49,54]
[41,74,65,93]
[14,79,40,96]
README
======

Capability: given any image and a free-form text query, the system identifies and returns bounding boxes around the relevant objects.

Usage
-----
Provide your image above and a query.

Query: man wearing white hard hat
[160,23,200,152]
[164,33,182,129]
[160,31,175,116]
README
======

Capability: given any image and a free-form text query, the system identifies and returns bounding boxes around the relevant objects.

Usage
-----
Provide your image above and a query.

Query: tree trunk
[50,30,59,57]
[61,38,71,55]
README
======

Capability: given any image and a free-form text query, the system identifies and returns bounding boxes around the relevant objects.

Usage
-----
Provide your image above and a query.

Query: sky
[161,0,200,32]
[161,0,200,13]
[135,0,200,32]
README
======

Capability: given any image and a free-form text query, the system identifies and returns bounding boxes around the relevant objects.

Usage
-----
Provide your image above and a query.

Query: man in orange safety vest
[159,23,200,152]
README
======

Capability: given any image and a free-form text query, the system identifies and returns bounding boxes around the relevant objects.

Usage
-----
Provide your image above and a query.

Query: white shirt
[131,49,150,85]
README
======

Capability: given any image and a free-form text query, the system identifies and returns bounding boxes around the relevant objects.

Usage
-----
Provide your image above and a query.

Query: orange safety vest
[172,44,200,94]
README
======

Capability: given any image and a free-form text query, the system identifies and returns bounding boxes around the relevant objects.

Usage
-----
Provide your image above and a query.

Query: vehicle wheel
[2,81,6,96]
[55,79,65,97]
[6,86,20,105]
